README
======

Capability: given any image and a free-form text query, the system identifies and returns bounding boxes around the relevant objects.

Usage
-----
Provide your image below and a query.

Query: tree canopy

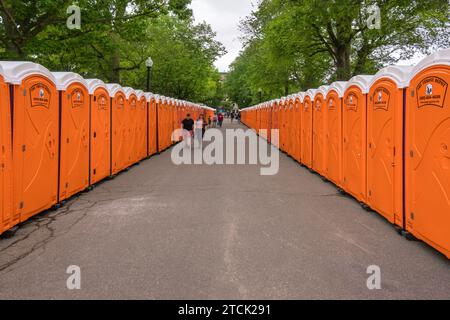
[0,0,225,104]
[225,0,449,107]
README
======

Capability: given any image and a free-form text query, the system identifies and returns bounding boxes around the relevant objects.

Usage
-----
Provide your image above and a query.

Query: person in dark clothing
[182,114,194,147]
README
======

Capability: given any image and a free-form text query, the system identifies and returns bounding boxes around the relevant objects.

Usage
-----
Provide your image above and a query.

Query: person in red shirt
[218,113,224,128]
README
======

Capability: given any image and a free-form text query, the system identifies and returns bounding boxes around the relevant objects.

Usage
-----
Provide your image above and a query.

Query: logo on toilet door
[345,94,358,111]
[417,77,448,108]
[328,99,335,111]
[118,96,125,109]
[71,89,85,108]
[98,95,107,110]
[373,87,390,111]
[30,84,51,108]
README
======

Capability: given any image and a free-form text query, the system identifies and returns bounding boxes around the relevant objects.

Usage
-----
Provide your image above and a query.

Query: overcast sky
[190,1,425,73]
[190,0,255,73]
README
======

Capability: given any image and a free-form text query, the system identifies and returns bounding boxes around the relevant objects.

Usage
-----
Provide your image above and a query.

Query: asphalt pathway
[0,120,449,299]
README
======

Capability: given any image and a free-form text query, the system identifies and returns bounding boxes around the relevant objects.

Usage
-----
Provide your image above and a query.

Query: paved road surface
[0,120,449,299]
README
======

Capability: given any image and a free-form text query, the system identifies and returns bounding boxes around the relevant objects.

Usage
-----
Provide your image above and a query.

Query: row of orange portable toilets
[241,49,450,259]
[0,61,214,236]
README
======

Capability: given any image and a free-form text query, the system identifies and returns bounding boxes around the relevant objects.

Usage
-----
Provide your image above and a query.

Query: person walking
[218,113,224,128]
[194,114,205,147]
[212,114,218,128]
[181,113,194,148]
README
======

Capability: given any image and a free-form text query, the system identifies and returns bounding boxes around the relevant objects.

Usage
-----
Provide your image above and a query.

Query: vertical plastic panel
[406,65,450,258]
[294,99,302,162]
[324,91,342,187]
[313,94,326,175]
[136,97,147,162]
[302,96,313,168]
[127,94,138,166]
[13,76,59,222]
[111,92,126,174]
[0,76,16,234]
[367,80,402,225]
[59,83,89,201]
[90,88,110,184]
[148,98,158,156]
[342,87,367,202]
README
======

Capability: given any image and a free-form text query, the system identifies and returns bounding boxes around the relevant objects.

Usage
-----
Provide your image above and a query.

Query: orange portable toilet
[53,72,89,202]
[281,99,288,151]
[302,89,316,169]
[324,82,347,187]
[146,93,157,156]
[342,75,373,203]
[293,93,304,163]
[367,66,412,226]
[272,100,280,148]
[0,62,59,222]
[134,90,148,162]
[0,65,16,234]
[405,49,450,258]
[106,84,127,175]
[156,96,165,152]
[260,103,268,140]
[123,87,138,167]
[286,97,295,156]
[313,86,329,175]
[86,79,111,185]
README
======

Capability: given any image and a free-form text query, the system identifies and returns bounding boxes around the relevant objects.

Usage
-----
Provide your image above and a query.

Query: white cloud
[190,0,255,72]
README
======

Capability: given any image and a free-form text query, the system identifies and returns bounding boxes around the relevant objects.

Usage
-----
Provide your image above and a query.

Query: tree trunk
[335,44,351,81]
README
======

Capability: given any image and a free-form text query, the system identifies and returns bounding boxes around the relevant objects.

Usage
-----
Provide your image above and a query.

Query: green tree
[226,0,449,108]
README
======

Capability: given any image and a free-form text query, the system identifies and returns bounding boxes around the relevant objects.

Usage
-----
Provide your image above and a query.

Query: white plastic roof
[122,87,137,99]
[52,72,88,91]
[327,82,348,98]
[106,83,124,97]
[296,92,306,102]
[144,92,154,102]
[306,89,317,100]
[85,79,107,95]
[0,61,56,85]
[370,65,414,89]
[135,90,145,100]
[345,75,374,94]
[316,85,330,98]
[407,48,450,85]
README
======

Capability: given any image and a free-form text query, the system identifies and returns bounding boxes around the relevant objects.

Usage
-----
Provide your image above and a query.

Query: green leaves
[225,0,449,108]
[0,0,224,105]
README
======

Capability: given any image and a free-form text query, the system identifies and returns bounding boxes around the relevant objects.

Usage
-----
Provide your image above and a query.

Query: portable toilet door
[135,90,147,162]
[302,90,316,169]
[342,75,373,203]
[294,94,304,163]
[0,62,59,222]
[157,96,164,152]
[0,65,16,234]
[367,66,412,227]
[123,87,138,167]
[281,100,288,151]
[287,98,295,156]
[405,49,450,258]
[324,82,346,187]
[86,79,110,185]
[146,93,157,156]
[53,72,89,202]
[313,86,329,176]
[107,84,127,175]
[272,101,279,148]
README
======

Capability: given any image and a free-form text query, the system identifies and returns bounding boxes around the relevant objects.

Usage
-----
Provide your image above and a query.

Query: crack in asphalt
[0,198,97,275]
